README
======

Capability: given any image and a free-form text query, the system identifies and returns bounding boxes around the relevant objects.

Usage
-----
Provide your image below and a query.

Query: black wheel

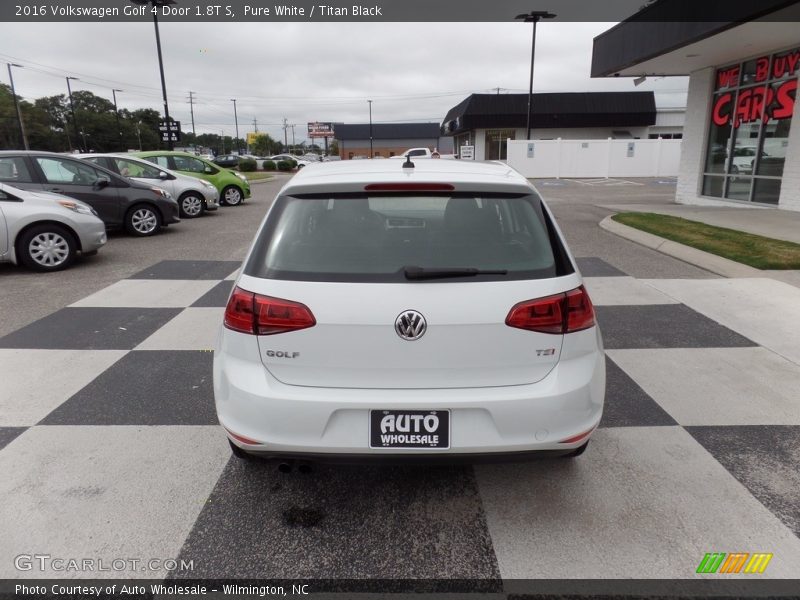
[178,192,205,218]
[17,224,77,272]
[125,204,161,237]
[221,185,243,206]
[563,441,589,458]
[229,439,258,461]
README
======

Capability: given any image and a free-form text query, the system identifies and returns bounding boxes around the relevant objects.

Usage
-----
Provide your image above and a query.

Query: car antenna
[402,155,415,169]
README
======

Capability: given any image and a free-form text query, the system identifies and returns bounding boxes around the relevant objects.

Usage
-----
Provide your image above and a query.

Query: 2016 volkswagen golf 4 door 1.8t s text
[215,159,605,462]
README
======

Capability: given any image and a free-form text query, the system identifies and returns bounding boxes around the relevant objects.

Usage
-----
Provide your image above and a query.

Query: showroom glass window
[703,47,798,205]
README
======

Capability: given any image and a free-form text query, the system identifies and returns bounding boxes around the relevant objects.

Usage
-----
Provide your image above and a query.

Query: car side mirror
[159,171,169,179]
[93,176,111,190]
[204,166,214,174]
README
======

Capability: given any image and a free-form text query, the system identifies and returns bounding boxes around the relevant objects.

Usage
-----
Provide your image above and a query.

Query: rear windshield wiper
[403,266,509,280]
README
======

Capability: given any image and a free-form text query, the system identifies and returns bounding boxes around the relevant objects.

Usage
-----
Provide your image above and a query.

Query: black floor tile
[40,350,216,425]
[596,304,757,349]
[0,308,182,350]
[576,257,627,277]
[0,427,26,451]
[175,460,501,579]
[599,357,677,428]
[130,260,241,280]
[191,281,235,307]
[687,426,800,538]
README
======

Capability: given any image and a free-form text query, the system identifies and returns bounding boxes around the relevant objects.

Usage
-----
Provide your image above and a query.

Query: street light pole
[230,98,239,154]
[6,63,28,150]
[515,10,556,141]
[65,76,81,152]
[130,0,177,149]
[368,99,373,159]
[112,88,123,150]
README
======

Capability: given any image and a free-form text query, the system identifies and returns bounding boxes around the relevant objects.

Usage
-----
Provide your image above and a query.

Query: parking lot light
[515,10,556,141]
[129,0,177,150]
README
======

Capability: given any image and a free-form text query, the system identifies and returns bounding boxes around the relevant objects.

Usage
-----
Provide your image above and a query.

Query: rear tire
[17,224,77,272]
[125,204,161,237]
[178,192,204,218]
[563,441,589,458]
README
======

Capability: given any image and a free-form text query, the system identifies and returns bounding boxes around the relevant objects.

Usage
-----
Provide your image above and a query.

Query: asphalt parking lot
[1,176,799,586]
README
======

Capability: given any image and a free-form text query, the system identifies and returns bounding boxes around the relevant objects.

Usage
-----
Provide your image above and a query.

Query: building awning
[441,92,657,136]
[591,0,800,78]
[334,123,441,141]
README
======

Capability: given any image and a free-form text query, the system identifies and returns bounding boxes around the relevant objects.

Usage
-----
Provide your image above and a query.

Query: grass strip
[612,212,800,270]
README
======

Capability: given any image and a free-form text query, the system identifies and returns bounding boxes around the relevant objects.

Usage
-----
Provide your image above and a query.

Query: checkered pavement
[1,258,799,581]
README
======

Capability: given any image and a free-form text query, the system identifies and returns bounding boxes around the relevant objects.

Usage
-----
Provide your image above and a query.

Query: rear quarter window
[245,192,571,282]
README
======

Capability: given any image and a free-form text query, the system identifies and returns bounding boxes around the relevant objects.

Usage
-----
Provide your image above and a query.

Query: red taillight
[224,286,315,335]
[363,183,455,192]
[224,286,256,334]
[506,286,595,334]
[565,286,596,332]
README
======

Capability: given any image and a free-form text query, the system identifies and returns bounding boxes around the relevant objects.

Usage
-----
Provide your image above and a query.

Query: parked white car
[0,182,107,271]
[77,154,220,218]
[215,159,605,464]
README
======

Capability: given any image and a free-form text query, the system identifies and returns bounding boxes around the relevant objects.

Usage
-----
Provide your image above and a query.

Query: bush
[288,158,298,168]
[263,160,276,171]
[238,158,257,172]
[277,160,293,171]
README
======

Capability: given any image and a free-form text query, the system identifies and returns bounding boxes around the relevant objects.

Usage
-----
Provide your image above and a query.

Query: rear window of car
[244,193,569,282]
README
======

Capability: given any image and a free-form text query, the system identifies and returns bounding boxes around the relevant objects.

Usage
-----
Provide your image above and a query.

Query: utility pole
[230,98,239,154]
[187,91,196,148]
[252,117,258,133]
[65,76,81,152]
[290,124,296,153]
[112,89,123,151]
[6,63,28,150]
[368,99,373,159]
[282,117,288,151]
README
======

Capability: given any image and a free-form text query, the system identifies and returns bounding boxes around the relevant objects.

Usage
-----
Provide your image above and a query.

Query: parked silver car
[0,182,107,272]
[77,154,220,219]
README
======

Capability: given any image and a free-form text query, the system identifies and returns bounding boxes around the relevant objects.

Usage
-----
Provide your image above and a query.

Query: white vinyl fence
[506,138,682,179]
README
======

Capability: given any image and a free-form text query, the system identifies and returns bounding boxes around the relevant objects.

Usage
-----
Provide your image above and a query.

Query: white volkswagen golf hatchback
[214,158,605,463]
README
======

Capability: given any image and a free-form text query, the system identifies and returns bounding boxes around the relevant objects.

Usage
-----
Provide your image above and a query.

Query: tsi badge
[265,350,299,359]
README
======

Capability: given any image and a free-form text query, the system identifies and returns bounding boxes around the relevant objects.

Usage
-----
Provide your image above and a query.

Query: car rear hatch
[233,185,583,390]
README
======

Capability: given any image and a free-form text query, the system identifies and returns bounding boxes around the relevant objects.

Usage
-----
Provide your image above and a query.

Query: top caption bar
[3,0,800,22]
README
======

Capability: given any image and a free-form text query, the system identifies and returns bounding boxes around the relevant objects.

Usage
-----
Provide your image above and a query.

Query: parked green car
[134,151,251,206]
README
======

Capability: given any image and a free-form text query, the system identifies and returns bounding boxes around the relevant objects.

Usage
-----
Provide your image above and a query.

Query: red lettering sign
[773,50,800,79]
[712,80,796,128]
[713,93,732,126]
[755,57,770,82]
[774,79,797,120]
[716,67,740,89]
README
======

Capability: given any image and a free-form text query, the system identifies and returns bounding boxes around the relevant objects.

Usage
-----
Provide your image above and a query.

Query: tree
[252,133,280,157]
[328,140,339,157]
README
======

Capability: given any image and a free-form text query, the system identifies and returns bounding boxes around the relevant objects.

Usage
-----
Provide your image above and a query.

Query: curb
[599,215,762,278]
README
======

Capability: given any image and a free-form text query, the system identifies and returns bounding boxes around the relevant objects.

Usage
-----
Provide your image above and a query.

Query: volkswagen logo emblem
[395,310,427,341]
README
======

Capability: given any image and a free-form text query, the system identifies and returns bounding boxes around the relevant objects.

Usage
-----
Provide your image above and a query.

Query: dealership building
[440,91,684,161]
[592,0,800,210]
[333,123,453,159]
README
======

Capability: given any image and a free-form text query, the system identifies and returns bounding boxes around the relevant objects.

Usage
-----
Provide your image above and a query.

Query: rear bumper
[214,328,605,457]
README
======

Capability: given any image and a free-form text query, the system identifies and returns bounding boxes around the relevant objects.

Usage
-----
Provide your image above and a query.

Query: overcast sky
[1,22,688,143]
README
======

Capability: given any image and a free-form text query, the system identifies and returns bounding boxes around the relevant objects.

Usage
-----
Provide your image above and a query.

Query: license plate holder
[369,409,450,449]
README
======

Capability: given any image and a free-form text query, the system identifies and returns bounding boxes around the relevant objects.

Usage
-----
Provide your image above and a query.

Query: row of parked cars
[213,153,326,169]
[0,150,253,272]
